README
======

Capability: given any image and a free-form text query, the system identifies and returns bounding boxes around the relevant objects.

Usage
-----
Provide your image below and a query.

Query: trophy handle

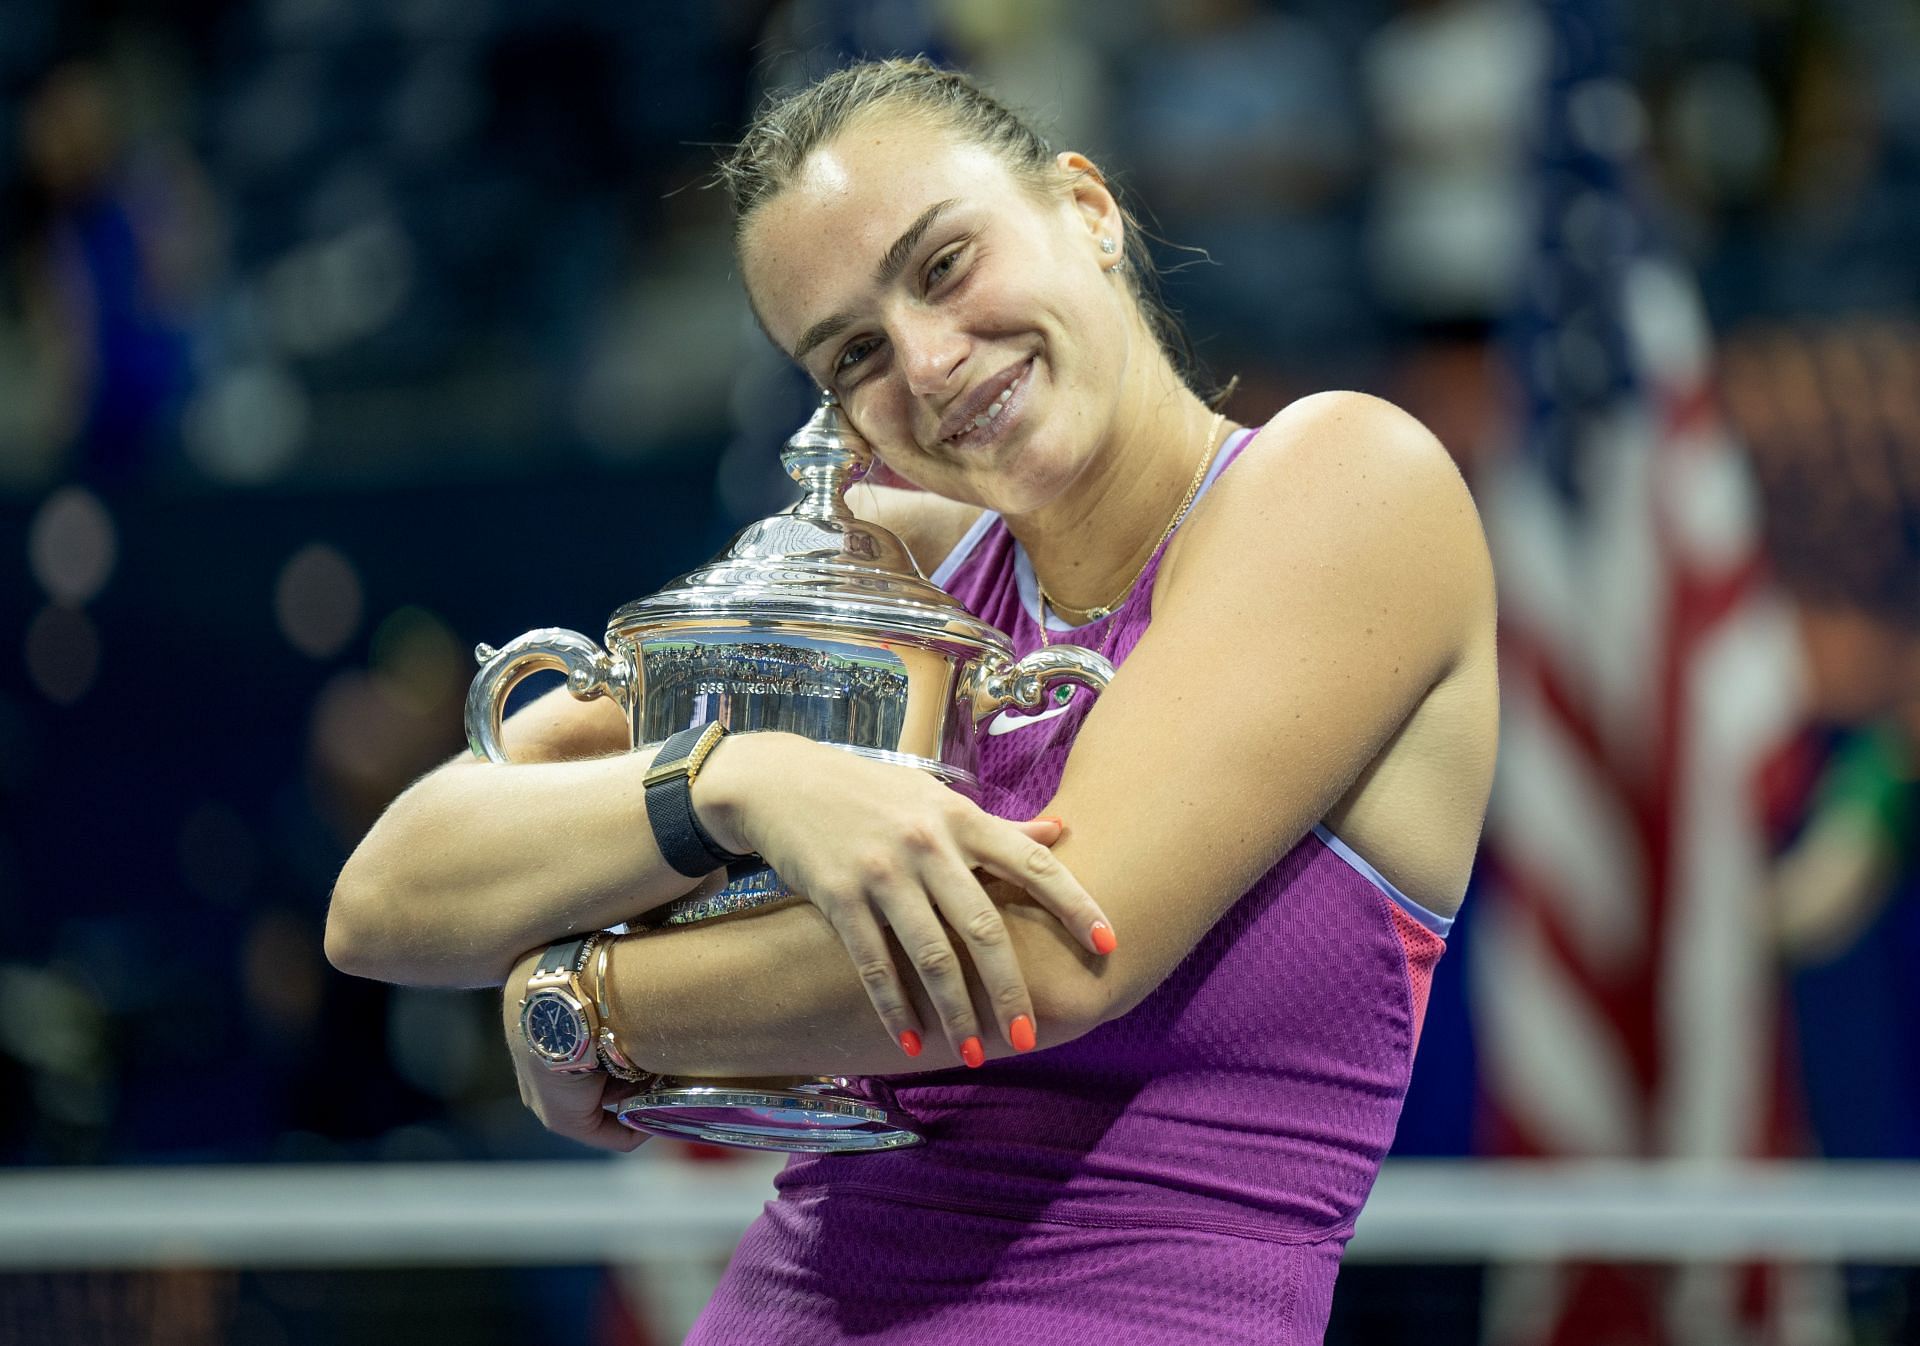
[466,627,632,764]
[969,645,1115,724]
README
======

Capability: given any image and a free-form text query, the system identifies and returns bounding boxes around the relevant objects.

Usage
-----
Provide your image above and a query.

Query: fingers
[866,884,987,1065]
[511,1062,652,1152]
[815,893,928,1060]
[1013,815,1065,846]
[915,852,1038,1059]
[967,816,1117,959]
[581,1112,650,1152]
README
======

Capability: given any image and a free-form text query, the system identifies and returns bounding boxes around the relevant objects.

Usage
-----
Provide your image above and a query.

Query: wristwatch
[644,722,753,877]
[518,934,606,1073]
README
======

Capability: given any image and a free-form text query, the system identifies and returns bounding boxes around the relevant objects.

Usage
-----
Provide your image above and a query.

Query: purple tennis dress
[687,428,1452,1344]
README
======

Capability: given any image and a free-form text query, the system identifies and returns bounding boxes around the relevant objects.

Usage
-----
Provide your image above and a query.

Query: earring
[1099,237,1117,255]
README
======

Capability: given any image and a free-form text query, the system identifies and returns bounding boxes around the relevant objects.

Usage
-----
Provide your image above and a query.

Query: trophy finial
[785,389,871,517]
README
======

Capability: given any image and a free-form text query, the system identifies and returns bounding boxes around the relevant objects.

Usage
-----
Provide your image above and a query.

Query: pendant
[1084,605,1112,621]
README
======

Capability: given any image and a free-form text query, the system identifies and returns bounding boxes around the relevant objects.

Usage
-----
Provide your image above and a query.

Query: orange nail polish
[1010,1015,1036,1052]
[1090,921,1117,955]
[899,1030,922,1057]
[960,1036,984,1068]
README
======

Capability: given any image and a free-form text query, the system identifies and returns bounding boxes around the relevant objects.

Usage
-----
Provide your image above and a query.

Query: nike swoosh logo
[986,699,1075,735]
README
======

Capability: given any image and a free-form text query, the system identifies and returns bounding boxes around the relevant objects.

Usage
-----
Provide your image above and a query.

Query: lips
[935,357,1035,448]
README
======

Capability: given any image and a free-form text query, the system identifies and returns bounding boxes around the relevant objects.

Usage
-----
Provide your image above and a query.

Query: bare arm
[503,864,1107,1083]
[329,483,985,993]
[324,683,719,988]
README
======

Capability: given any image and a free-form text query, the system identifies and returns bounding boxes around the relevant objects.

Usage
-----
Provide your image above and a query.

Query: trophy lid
[610,394,1004,649]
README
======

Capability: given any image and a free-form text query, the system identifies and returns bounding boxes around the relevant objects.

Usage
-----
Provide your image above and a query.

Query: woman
[326,58,1498,1344]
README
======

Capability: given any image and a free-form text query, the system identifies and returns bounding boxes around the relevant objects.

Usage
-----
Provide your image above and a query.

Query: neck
[1007,347,1218,619]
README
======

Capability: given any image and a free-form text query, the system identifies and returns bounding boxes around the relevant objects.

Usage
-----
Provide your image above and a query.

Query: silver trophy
[466,393,1115,1152]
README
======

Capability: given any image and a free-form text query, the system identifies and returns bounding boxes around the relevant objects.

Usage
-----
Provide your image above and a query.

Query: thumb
[1015,814,1067,846]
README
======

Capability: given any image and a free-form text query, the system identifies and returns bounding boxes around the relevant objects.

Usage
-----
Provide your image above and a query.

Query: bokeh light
[23,605,100,705]
[183,363,311,485]
[386,986,487,1101]
[240,908,323,1041]
[26,486,117,605]
[261,219,414,357]
[273,543,363,660]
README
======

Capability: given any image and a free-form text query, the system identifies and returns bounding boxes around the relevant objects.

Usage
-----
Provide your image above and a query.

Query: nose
[893,310,968,398]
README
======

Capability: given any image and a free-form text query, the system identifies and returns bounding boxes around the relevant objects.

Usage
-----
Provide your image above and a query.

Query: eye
[836,336,881,375]
[924,245,964,291]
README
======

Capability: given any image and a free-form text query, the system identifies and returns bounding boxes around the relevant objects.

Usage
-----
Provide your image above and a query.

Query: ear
[1055,151,1123,258]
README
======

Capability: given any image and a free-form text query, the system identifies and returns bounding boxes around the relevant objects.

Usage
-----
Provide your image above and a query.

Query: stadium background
[4,0,1920,1341]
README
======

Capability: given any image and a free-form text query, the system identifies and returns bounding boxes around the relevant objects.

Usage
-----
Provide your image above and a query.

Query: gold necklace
[1038,409,1226,648]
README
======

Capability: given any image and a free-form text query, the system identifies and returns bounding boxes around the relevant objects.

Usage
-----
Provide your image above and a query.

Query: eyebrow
[789,198,961,363]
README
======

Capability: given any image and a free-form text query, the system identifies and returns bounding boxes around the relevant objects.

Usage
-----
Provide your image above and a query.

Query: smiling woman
[325,54,1499,1346]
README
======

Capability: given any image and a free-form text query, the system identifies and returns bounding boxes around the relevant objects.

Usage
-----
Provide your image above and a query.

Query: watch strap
[644,724,751,876]
[535,936,593,980]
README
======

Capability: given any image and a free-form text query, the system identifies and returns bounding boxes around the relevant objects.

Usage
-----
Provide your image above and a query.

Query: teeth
[947,368,1024,441]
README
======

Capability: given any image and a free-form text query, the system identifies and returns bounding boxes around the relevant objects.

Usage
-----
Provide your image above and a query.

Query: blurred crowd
[3,0,1920,1338]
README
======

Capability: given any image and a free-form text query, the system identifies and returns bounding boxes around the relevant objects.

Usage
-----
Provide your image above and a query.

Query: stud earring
[1099,237,1117,255]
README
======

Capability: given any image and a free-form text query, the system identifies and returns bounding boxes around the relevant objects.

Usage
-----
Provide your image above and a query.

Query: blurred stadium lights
[182,363,312,484]
[22,605,100,705]
[26,486,116,605]
[261,219,414,357]
[272,542,363,660]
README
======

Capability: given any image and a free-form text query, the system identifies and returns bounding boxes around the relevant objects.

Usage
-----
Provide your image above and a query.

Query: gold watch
[518,933,607,1074]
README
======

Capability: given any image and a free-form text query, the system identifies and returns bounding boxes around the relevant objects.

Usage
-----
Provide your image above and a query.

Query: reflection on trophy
[464,393,1115,1153]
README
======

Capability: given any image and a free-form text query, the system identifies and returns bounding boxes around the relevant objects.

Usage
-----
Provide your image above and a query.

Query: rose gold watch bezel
[519,985,598,1073]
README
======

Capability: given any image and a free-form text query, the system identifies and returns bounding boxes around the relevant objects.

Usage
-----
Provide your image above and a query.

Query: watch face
[523,991,588,1064]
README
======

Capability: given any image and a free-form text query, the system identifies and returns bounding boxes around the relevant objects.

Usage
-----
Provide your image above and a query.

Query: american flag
[1471,1,1823,1341]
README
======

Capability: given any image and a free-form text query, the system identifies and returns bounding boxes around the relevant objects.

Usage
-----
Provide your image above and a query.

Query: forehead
[741,117,1035,349]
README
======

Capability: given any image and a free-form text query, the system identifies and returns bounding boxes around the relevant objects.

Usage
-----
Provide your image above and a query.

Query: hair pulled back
[716,56,1195,383]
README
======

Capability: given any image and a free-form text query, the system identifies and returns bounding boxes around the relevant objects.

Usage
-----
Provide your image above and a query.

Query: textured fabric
[1384,903,1447,1058]
[688,428,1444,1344]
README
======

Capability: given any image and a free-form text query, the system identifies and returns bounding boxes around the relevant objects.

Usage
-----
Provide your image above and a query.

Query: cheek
[844,377,910,445]
[843,385,952,487]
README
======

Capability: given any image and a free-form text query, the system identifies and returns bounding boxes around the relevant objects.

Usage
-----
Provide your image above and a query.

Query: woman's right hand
[694,732,1116,1066]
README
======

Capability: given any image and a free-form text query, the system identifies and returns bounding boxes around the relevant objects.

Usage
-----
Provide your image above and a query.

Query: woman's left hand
[501,946,650,1152]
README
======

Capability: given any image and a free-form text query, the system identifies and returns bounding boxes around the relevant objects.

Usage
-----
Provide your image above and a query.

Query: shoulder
[1165,390,1493,677]
[1234,390,1472,512]
[847,480,988,577]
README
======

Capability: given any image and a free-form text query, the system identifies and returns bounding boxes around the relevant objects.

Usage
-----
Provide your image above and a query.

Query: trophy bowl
[465,394,1114,1153]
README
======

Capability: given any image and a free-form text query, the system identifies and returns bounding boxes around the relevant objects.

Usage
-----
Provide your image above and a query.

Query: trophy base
[615,1076,924,1153]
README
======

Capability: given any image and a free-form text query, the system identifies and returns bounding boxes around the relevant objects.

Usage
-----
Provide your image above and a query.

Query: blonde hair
[717,56,1196,381]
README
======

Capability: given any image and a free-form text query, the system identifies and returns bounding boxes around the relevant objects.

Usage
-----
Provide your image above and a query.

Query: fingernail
[1038,813,1066,833]
[1090,921,1117,955]
[960,1036,984,1068]
[1010,1015,1036,1052]
[899,1030,922,1057]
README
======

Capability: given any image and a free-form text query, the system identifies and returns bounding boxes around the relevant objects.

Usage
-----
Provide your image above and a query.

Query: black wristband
[644,724,753,877]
